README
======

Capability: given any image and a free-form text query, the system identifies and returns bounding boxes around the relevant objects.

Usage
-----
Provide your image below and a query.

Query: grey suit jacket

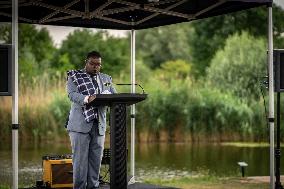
[66,71,116,135]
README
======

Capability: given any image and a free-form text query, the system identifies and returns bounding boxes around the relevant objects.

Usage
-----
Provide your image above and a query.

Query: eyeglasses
[87,61,102,67]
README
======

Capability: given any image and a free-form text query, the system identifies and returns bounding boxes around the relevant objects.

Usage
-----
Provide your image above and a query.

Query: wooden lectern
[89,93,147,189]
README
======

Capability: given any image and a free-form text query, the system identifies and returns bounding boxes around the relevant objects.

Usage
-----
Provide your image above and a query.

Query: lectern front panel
[110,103,127,189]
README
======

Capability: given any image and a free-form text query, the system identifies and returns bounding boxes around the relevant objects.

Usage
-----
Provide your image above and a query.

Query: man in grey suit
[66,51,116,189]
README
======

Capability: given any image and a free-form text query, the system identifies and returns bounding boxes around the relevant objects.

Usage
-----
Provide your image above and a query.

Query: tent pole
[268,4,275,189]
[129,29,136,184]
[12,0,19,189]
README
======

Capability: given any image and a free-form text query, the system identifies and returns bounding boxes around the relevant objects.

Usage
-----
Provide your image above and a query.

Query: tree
[134,23,193,69]
[0,24,55,78]
[207,32,266,101]
[53,29,129,77]
[19,24,55,66]
[155,59,192,81]
[190,5,284,75]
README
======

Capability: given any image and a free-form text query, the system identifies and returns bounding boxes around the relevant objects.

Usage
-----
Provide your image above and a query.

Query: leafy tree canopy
[207,32,266,101]
[190,5,284,75]
[134,23,193,69]
[53,29,129,77]
[155,59,192,81]
[0,24,55,78]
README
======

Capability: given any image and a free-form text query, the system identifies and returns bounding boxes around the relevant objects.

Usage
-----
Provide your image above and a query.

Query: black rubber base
[102,182,179,189]
[22,182,179,189]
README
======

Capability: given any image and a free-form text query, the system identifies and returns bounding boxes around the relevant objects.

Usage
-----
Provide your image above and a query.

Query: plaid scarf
[67,70,99,123]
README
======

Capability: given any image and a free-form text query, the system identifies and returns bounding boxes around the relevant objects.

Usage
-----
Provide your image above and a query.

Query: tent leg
[129,29,136,185]
[268,4,275,189]
[12,0,19,189]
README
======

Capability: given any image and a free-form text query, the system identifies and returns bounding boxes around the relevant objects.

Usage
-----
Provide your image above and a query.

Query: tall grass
[0,73,277,143]
[0,73,70,142]
[136,78,269,142]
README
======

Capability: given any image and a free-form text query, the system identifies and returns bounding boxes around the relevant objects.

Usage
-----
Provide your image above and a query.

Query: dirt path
[243,176,284,183]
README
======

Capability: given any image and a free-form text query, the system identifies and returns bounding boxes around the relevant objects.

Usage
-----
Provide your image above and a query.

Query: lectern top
[89,93,147,106]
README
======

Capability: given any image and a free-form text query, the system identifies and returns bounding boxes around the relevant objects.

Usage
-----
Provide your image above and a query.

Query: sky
[275,0,284,8]
[36,1,284,47]
[35,25,128,47]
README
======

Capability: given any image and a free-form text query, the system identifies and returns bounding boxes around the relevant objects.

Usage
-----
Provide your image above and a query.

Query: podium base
[28,182,179,189]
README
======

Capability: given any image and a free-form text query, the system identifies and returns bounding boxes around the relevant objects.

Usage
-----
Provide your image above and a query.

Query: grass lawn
[144,176,270,189]
[0,174,274,189]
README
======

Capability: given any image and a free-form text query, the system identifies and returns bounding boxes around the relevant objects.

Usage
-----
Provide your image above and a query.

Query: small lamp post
[238,162,248,177]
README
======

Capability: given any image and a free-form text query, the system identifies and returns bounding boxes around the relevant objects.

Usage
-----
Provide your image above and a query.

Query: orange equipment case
[42,155,73,188]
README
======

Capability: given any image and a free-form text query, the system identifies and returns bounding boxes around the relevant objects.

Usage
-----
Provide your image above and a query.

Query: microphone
[104,82,145,94]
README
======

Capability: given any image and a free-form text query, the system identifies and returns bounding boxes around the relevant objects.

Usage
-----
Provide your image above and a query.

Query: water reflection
[134,143,277,177]
[0,142,283,186]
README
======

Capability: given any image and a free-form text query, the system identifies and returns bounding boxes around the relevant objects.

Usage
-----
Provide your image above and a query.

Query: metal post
[241,167,245,177]
[268,5,275,189]
[12,0,19,189]
[129,29,136,184]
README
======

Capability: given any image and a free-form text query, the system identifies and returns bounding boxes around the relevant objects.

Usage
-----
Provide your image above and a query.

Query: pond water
[0,141,283,186]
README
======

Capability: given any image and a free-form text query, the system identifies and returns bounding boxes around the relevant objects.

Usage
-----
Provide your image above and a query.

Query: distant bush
[186,87,253,137]
[207,32,266,101]
[0,75,272,142]
[136,79,266,141]
[137,80,189,132]
[48,92,71,134]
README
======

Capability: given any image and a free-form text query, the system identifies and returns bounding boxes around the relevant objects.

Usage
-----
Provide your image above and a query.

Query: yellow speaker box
[42,155,73,188]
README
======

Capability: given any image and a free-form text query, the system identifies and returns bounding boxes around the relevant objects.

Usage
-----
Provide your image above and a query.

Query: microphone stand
[115,83,145,94]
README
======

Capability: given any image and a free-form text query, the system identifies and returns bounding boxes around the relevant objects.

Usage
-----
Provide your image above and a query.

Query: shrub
[207,32,266,102]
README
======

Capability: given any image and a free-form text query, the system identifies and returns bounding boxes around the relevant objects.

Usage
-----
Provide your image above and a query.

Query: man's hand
[88,95,96,103]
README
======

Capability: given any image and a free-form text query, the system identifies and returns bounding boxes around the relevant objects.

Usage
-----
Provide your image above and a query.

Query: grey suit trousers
[69,120,105,189]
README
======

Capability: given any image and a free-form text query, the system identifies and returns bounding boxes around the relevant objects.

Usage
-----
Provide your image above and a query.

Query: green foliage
[186,88,253,136]
[135,23,193,69]
[0,23,55,80]
[0,71,271,142]
[0,88,70,142]
[206,32,266,101]
[18,103,58,142]
[155,60,192,83]
[135,60,152,84]
[19,24,55,65]
[137,80,189,134]
[54,53,75,73]
[0,184,9,189]
[249,100,268,141]
[19,47,38,78]
[48,92,71,132]
[190,5,284,75]
[53,29,129,76]
[137,79,262,141]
